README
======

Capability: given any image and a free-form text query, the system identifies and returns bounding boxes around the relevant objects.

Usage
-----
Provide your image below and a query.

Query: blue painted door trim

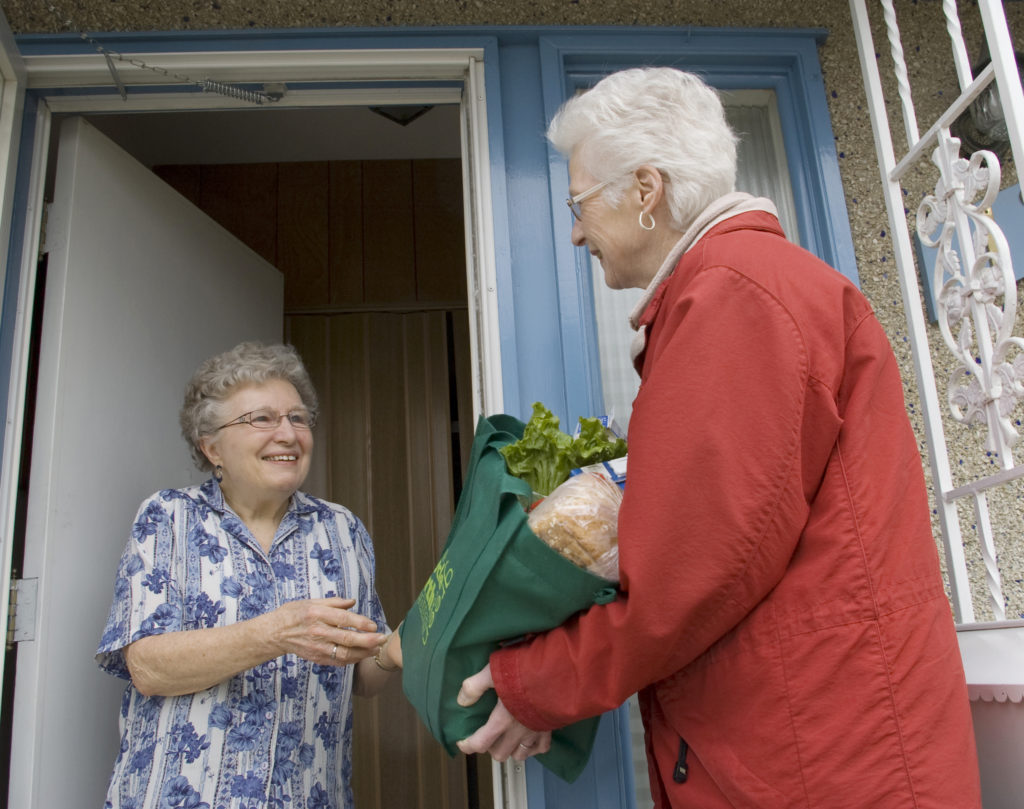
[526,705,637,809]
[0,90,40,455]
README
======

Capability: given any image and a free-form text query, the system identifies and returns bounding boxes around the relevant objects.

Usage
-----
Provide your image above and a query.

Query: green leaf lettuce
[500,402,627,496]
[571,416,628,469]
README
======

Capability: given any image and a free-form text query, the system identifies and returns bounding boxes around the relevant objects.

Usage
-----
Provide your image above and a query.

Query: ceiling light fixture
[369,105,435,126]
[950,51,1024,160]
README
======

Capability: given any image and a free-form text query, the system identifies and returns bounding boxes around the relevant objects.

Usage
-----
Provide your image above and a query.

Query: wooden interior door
[156,156,486,809]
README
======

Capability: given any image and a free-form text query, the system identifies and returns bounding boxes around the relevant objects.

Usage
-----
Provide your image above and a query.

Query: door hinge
[6,577,38,650]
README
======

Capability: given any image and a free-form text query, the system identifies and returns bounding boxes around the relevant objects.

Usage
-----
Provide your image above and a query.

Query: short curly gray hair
[180,341,320,472]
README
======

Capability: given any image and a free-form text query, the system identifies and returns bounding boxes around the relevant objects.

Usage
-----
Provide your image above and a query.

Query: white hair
[547,67,738,230]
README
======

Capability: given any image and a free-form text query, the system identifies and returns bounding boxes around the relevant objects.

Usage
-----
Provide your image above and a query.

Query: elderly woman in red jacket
[456,67,981,809]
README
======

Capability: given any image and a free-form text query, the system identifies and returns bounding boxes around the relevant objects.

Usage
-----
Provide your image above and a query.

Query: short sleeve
[95,492,185,679]
[348,512,389,633]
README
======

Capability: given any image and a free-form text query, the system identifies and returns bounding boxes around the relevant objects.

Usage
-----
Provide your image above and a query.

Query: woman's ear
[634,164,665,209]
[199,435,221,470]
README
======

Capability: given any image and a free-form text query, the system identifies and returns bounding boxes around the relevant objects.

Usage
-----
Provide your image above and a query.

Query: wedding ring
[518,742,532,750]
[330,644,338,661]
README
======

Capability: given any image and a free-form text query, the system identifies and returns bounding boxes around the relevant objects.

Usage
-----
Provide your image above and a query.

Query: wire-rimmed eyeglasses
[566,179,611,221]
[216,408,316,432]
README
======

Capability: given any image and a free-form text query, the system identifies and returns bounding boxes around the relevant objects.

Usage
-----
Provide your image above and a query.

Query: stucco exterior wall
[4,0,1023,620]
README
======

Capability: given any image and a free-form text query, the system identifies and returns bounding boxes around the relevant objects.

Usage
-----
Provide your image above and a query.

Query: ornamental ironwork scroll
[917,138,1024,463]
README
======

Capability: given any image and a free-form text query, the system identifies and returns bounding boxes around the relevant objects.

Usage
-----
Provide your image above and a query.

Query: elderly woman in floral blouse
[96,341,403,809]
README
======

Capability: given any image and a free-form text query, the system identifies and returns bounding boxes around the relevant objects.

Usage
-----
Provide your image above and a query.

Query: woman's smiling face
[201,378,313,503]
[568,153,649,291]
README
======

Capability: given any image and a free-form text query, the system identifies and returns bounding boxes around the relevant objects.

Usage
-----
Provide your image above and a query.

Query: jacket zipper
[673,737,689,784]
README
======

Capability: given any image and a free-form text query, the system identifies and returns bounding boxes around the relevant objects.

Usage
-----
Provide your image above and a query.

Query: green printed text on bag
[401,414,617,783]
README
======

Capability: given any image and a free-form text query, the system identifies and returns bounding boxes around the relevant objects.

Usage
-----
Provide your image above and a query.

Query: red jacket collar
[635,210,785,332]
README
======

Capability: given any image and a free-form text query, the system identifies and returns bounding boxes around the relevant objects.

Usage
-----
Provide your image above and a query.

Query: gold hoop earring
[639,210,656,231]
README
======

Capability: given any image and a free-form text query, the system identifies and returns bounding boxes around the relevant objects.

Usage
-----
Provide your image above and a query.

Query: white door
[7,116,284,809]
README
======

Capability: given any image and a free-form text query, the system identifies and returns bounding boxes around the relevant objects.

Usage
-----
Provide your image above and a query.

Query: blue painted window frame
[535,29,855,426]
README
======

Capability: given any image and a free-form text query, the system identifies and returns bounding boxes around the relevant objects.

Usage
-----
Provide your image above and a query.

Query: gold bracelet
[374,632,399,672]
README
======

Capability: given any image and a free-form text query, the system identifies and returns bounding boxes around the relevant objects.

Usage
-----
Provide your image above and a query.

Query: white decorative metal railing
[850,0,1024,624]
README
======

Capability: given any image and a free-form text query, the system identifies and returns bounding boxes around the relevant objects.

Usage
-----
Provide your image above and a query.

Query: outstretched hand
[269,596,386,667]
[455,664,552,762]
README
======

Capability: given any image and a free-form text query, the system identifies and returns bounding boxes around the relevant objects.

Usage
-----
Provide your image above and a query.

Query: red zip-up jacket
[491,212,981,808]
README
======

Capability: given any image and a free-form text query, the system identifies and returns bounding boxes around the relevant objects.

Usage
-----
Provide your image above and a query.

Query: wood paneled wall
[155,159,487,809]
[154,158,467,312]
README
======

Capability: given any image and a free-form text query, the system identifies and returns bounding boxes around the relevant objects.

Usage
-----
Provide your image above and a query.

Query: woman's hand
[124,597,385,697]
[455,664,552,762]
[268,596,386,666]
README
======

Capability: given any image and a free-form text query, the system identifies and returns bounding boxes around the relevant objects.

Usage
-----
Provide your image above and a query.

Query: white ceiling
[68,102,462,168]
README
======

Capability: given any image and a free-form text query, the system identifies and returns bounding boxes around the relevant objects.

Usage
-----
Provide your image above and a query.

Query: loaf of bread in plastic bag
[527,469,622,581]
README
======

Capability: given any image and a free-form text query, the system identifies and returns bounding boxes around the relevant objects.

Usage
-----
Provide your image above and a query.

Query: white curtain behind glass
[591,90,799,431]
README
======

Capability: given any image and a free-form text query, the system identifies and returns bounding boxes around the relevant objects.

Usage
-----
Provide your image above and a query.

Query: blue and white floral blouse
[96,478,388,809]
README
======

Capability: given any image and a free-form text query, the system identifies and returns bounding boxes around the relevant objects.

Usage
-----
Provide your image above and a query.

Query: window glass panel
[591,91,798,431]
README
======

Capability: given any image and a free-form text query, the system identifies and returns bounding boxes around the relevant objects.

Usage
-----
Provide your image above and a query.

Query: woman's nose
[570,219,585,246]
[272,417,299,440]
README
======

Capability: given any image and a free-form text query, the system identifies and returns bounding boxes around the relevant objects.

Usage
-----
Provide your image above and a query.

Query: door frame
[0,36,516,809]
[14,42,507,415]
[0,6,24,745]
[0,13,23,293]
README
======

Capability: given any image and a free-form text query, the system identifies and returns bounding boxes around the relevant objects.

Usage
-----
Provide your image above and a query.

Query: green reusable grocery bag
[400,413,618,783]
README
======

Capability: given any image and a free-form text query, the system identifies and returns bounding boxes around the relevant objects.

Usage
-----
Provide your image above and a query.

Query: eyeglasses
[566,179,611,221]
[216,408,316,432]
